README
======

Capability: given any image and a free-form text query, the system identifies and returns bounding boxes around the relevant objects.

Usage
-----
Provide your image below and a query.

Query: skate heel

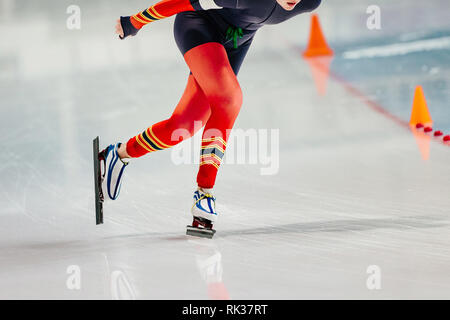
[188,188,218,238]
[187,217,216,239]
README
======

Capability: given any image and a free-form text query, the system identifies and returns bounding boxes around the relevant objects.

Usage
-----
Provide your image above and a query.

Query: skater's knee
[209,83,243,118]
[224,84,243,111]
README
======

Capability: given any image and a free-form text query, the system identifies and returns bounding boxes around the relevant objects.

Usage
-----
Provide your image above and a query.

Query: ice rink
[0,0,449,299]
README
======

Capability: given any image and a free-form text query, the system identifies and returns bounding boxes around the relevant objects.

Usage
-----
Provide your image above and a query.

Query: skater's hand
[115,19,124,39]
[115,16,140,40]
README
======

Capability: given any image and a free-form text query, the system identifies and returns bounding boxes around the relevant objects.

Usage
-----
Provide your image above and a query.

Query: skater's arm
[117,0,242,39]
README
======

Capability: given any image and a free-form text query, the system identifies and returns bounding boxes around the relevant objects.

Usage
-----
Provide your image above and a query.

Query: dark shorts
[173,11,255,75]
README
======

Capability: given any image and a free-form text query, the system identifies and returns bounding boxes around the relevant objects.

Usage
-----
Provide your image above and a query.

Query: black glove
[119,16,140,39]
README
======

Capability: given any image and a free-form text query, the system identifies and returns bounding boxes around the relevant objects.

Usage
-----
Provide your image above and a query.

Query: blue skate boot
[100,142,129,201]
[187,188,217,239]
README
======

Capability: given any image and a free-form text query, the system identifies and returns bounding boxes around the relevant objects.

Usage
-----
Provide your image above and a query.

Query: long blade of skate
[186,225,216,239]
[93,136,103,225]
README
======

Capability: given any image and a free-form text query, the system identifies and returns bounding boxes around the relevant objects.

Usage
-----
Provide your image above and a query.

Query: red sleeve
[129,0,241,29]
[130,0,195,29]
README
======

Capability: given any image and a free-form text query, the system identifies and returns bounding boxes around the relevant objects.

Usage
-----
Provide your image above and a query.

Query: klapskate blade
[186,226,216,239]
[93,136,103,225]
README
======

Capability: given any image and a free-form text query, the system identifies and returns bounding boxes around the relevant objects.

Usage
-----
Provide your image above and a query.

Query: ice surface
[0,0,449,299]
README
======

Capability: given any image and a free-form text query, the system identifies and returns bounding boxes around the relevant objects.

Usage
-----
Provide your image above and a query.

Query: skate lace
[192,192,215,210]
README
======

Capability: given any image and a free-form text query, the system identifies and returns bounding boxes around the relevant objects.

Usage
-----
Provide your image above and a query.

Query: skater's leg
[124,74,211,158]
[101,74,210,202]
[184,42,243,189]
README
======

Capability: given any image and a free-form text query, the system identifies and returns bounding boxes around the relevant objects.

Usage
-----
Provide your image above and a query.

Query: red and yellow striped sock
[126,122,174,158]
[197,136,227,188]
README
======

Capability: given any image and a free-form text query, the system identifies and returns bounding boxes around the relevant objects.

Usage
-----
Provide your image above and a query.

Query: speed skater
[94,0,322,238]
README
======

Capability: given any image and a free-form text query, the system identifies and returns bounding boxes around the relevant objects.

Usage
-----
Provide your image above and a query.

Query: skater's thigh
[183,42,240,103]
[174,12,241,113]
[170,74,211,125]
[173,11,252,76]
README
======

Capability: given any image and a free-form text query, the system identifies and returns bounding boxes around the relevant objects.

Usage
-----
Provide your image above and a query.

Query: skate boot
[99,142,129,201]
[186,188,217,239]
[93,137,129,224]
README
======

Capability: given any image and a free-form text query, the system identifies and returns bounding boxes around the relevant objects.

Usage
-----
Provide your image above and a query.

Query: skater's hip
[173,11,255,55]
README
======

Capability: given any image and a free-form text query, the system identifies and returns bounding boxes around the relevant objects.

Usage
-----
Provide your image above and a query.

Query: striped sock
[126,125,173,158]
[197,136,227,188]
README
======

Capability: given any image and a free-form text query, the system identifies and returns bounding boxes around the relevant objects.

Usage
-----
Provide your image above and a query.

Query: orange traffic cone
[409,86,432,126]
[409,86,432,160]
[303,14,333,57]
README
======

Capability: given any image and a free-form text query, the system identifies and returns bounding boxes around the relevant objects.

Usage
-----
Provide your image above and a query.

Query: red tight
[126,42,243,188]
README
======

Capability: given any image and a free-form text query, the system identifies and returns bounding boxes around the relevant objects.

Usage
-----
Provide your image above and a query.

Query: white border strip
[343,36,450,59]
